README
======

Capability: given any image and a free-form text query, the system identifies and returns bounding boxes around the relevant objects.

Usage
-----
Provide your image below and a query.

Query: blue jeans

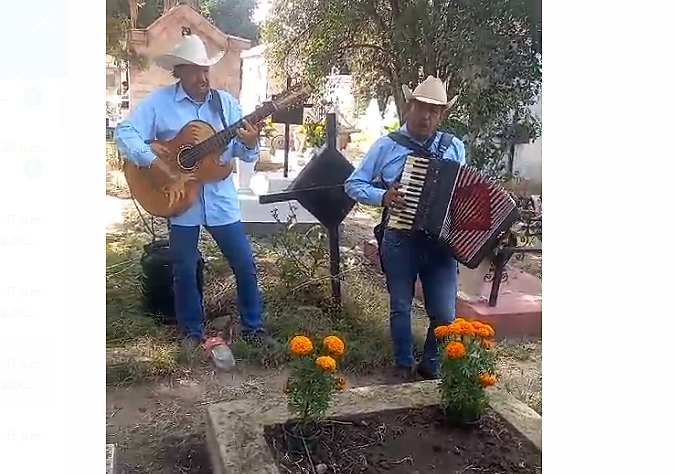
[380,228,458,373]
[169,221,264,339]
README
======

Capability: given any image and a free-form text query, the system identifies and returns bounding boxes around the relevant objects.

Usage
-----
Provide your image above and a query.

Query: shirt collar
[174,82,213,104]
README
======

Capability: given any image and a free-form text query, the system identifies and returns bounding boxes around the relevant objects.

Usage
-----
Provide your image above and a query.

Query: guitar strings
[177,91,305,167]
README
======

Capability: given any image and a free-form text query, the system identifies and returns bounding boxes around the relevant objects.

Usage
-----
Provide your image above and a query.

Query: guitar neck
[196,107,276,157]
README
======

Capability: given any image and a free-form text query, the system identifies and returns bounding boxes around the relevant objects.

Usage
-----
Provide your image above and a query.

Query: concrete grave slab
[206,381,541,474]
[363,238,542,338]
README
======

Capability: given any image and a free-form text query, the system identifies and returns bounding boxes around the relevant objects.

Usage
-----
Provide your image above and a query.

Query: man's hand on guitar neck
[236,119,260,148]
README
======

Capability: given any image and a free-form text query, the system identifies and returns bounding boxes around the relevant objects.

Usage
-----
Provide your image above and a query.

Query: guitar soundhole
[177,146,198,171]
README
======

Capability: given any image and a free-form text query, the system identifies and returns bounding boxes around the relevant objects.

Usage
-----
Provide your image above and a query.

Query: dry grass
[494,339,542,414]
[106,207,399,383]
[106,203,541,393]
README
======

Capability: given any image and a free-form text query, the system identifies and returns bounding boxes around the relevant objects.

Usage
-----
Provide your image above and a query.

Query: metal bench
[486,194,542,307]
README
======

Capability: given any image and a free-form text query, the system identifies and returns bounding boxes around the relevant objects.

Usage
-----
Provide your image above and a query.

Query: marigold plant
[435,318,498,423]
[285,333,347,426]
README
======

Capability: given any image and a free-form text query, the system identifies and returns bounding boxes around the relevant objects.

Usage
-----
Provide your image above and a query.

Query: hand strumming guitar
[164,173,197,209]
[382,182,406,209]
[150,158,196,209]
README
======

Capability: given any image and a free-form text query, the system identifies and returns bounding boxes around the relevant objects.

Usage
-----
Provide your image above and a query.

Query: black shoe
[415,362,439,381]
[241,328,266,346]
[389,365,416,383]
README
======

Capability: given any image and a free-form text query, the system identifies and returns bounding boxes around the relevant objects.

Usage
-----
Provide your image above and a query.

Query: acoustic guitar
[123,83,310,218]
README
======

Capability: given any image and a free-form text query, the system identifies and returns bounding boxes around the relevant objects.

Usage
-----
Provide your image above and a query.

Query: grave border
[206,380,542,474]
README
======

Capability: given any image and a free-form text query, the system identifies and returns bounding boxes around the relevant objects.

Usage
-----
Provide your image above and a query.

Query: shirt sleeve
[218,91,259,164]
[344,138,387,207]
[114,96,158,168]
[444,136,467,165]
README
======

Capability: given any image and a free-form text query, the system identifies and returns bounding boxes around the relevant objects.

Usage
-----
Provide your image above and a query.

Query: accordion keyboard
[388,155,430,230]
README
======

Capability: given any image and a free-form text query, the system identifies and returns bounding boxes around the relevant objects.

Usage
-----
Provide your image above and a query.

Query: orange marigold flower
[455,317,466,323]
[481,339,493,350]
[446,322,462,335]
[456,320,475,337]
[471,320,485,330]
[478,372,497,387]
[433,325,451,338]
[476,326,491,338]
[289,335,313,356]
[335,376,347,390]
[484,324,495,337]
[445,341,466,358]
[315,355,337,372]
[323,335,346,356]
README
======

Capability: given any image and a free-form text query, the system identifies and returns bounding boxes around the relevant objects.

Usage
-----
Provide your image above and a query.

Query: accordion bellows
[388,155,520,268]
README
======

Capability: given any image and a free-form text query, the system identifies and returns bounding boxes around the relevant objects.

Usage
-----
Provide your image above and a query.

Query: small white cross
[38,14,51,28]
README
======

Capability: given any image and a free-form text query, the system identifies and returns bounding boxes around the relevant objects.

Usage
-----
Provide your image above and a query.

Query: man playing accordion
[345,76,466,382]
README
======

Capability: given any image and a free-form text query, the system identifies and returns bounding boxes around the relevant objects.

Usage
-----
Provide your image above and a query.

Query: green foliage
[237,209,395,371]
[287,356,336,423]
[301,119,327,149]
[263,0,542,176]
[435,321,498,423]
[384,120,400,134]
[264,208,330,302]
[199,0,261,43]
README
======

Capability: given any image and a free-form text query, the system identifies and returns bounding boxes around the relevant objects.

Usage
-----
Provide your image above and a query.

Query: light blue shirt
[114,82,259,227]
[344,124,466,207]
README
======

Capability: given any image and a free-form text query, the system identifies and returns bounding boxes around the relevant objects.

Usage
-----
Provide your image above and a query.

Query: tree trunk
[393,88,407,124]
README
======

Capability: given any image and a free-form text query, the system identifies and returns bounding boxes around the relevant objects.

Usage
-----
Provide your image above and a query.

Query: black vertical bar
[326,112,337,150]
[488,251,512,307]
[328,224,341,302]
[283,76,292,178]
[283,123,290,178]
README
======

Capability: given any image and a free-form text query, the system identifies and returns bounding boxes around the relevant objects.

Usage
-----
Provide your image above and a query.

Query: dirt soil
[106,368,402,474]
[107,367,283,474]
[265,406,542,474]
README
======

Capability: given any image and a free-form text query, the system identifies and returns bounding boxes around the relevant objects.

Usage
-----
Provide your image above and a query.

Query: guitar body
[124,120,234,218]
[122,82,311,218]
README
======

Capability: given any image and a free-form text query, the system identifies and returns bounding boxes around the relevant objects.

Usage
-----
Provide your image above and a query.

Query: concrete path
[105,196,135,235]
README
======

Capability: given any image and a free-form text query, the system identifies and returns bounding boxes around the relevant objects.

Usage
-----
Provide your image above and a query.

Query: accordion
[388,155,520,269]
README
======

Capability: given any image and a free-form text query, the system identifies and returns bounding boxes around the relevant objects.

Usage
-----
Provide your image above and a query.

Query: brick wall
[128,5,251,108]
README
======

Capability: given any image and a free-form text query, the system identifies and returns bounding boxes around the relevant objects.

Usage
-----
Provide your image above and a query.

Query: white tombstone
[237,46,319,228]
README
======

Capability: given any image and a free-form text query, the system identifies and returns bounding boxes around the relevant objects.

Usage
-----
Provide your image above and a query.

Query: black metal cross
[258,112,355,303]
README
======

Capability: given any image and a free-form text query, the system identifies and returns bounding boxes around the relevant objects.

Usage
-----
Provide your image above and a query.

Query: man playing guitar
[115,31,265,361]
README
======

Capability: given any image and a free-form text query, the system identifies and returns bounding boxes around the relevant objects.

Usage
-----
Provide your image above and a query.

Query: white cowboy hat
[402,75,458,108]
[154,33,225,70]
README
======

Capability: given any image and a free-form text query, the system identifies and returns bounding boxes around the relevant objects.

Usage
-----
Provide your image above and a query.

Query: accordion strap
[386,130,457,162]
